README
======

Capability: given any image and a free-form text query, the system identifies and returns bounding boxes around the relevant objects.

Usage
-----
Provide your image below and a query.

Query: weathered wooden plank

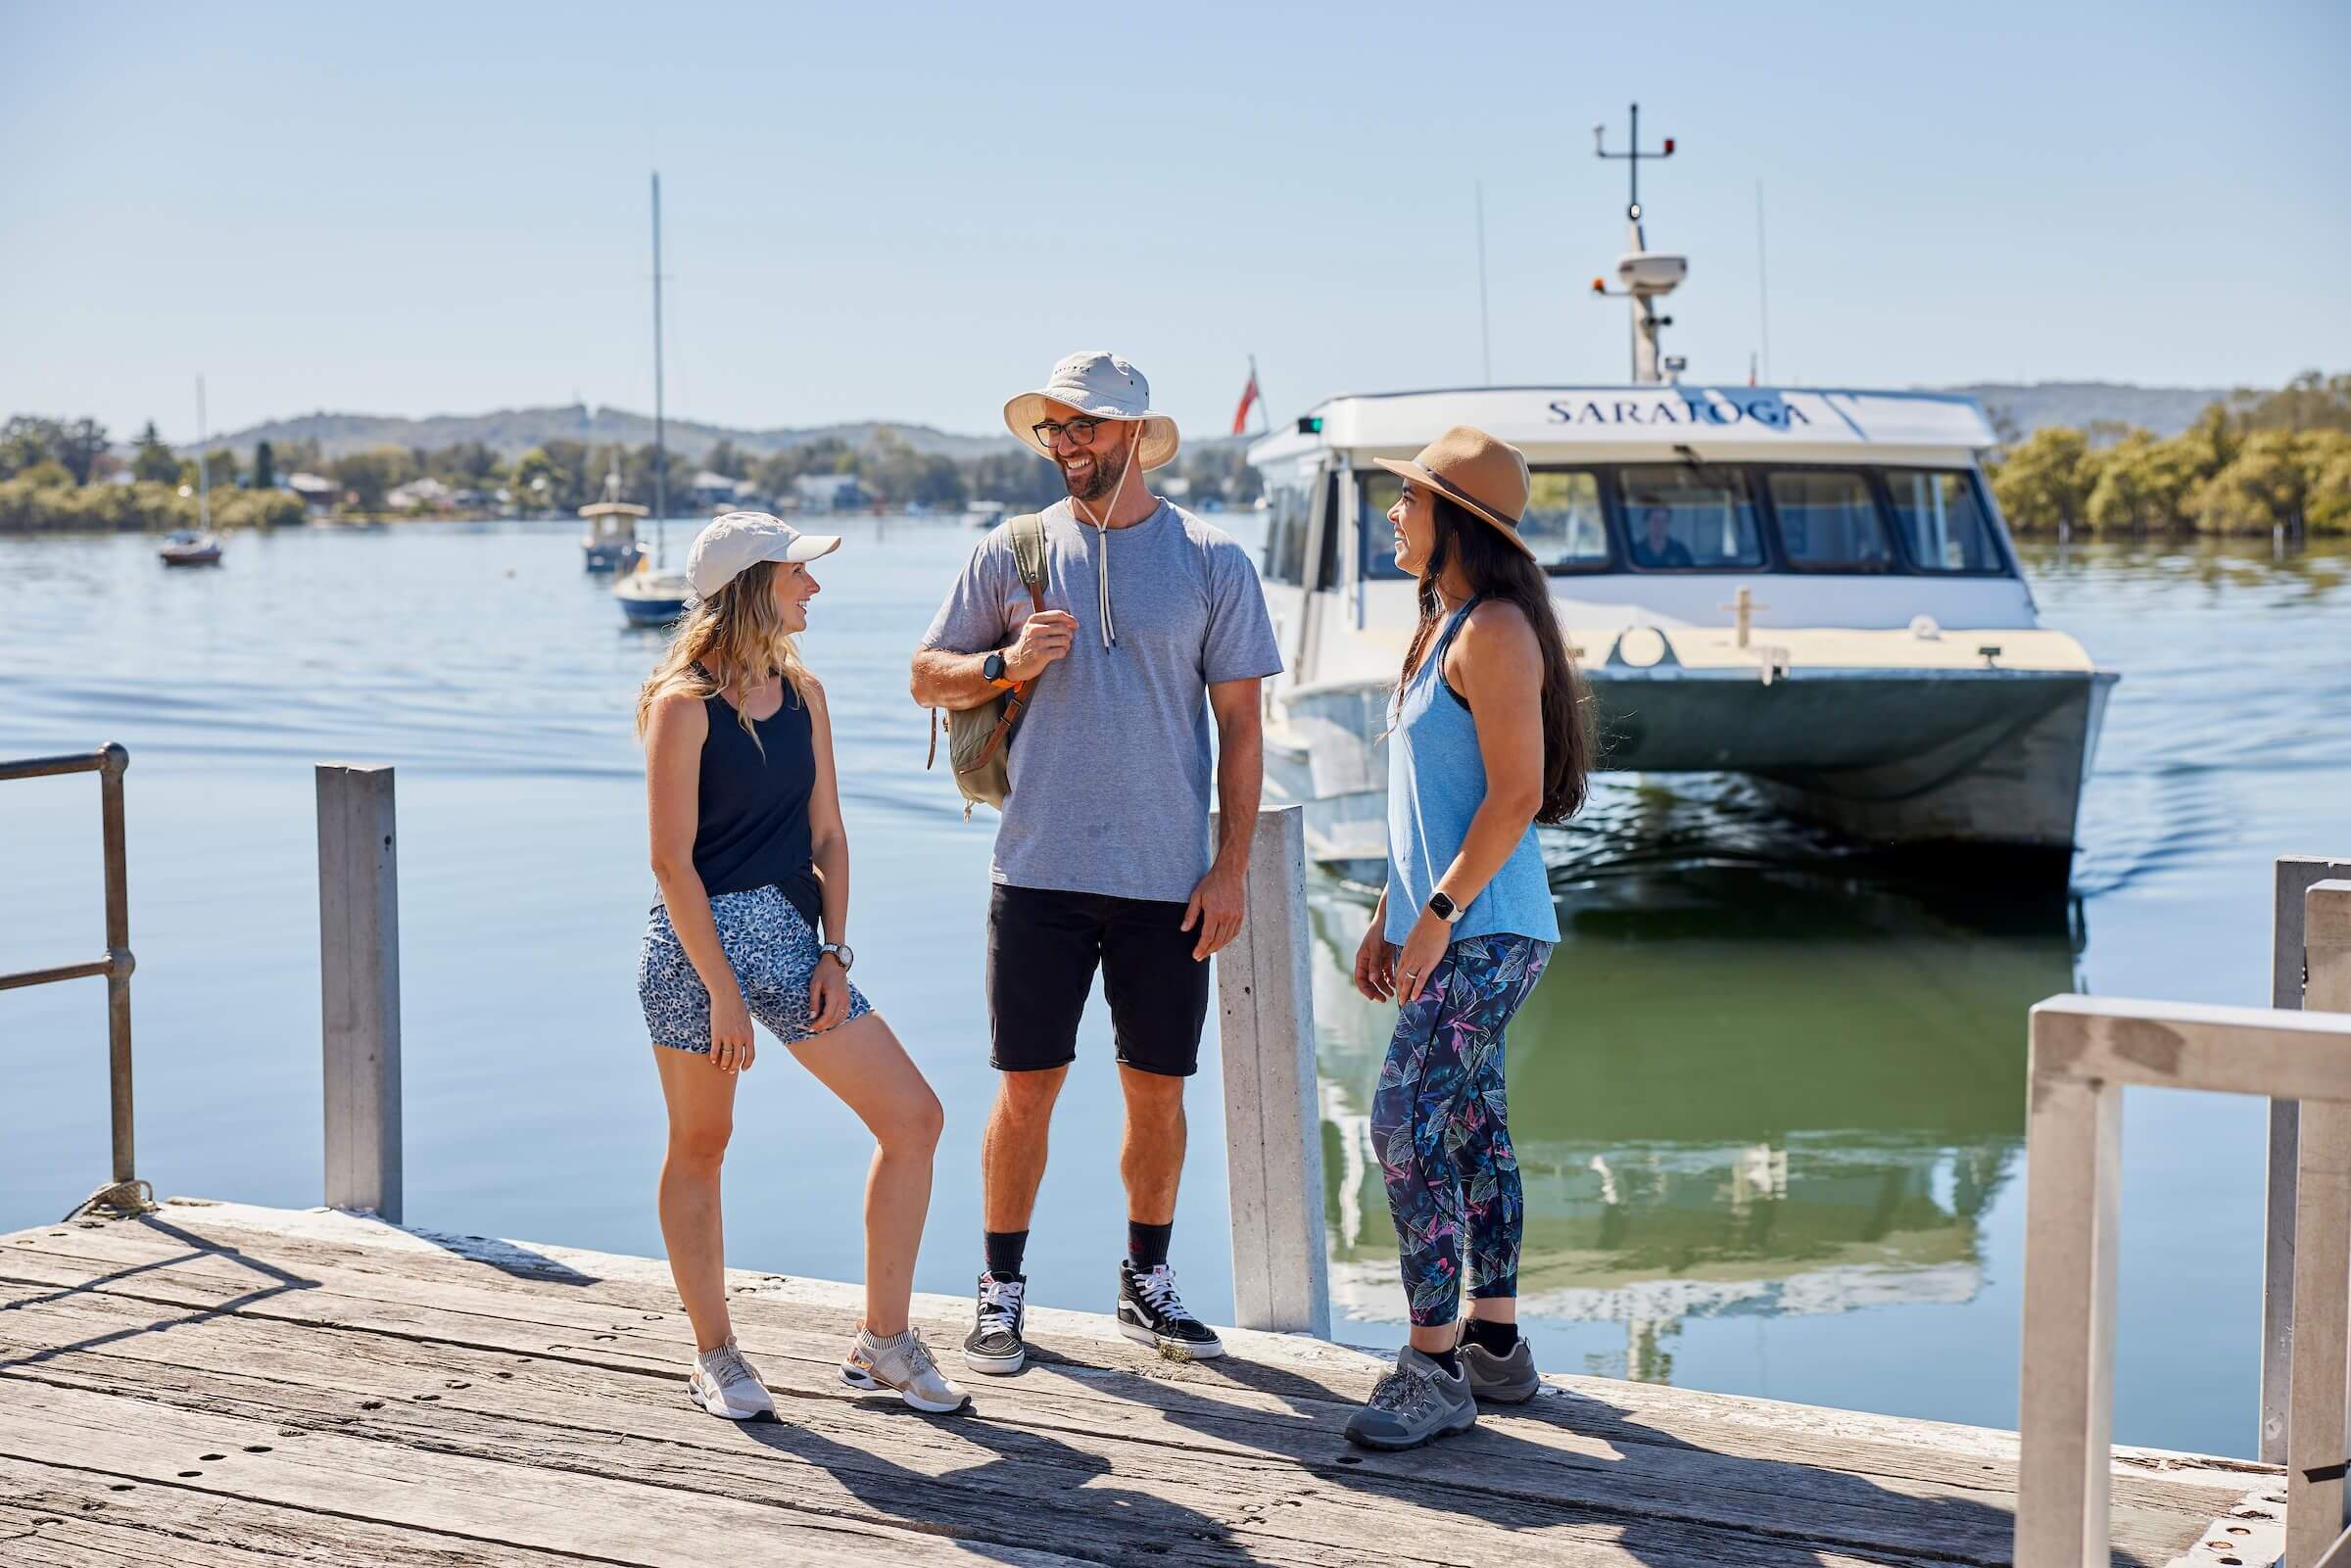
[0,1227,2239,1547]
[2016,1071,2124,1568]
[1214,804,1331,1336]
[0,1452,588,1567]
[0,1211,2272,1506]
[314,763,402,1222]
[2031,993,2351,1099]
[0,1268,2220,1565]
[0,1372,1998,1568]
[0,1380,1113,1568]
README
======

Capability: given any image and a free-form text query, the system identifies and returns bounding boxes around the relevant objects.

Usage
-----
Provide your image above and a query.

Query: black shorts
[986,882,1210,1077]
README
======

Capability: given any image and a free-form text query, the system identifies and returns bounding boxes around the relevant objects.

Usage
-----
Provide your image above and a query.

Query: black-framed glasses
[1033,416,1110,449]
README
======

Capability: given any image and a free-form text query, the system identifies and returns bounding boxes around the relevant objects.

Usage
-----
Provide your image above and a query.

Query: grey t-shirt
[921,498,1284,903]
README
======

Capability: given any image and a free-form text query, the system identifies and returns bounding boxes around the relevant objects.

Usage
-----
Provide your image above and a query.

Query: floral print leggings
[1371,932,1552,1327]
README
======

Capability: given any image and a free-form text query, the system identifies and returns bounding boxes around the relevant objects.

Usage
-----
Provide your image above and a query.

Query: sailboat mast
[195,375,210,531]
[650,171,667,562]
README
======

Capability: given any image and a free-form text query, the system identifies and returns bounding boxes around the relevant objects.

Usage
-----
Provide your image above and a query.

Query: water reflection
[1309,864,2079,1382]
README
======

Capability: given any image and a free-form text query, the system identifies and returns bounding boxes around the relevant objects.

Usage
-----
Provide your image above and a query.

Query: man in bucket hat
[911,351,1283,1374]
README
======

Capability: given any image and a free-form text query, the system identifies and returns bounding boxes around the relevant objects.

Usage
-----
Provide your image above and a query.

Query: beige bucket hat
[1003,351,1180,472]
[1372,426,1537,560]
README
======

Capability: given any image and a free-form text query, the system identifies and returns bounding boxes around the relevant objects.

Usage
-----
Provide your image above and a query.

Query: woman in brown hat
[1344,426,1593,1450]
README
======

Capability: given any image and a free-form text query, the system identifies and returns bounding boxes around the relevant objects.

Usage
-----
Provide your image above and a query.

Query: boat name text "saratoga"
[1548,398,1814,428]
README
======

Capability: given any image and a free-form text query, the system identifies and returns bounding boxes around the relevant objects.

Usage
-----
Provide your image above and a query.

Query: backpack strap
[926,514,1050,774]
[970,514,1050,771]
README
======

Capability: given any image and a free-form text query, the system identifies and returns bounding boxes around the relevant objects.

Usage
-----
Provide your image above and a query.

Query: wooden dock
[0,1200,2280,1567]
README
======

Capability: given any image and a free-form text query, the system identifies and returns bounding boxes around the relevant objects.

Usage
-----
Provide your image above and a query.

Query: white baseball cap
[686,511,841,598]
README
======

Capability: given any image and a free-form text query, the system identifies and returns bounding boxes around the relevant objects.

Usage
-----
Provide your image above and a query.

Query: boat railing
[2015,864,2348,1566]
[0,744,149,1220]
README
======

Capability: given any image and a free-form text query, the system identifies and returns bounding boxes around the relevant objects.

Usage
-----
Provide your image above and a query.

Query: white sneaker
[687,1338,776,1421]
[841,1326,969,1413]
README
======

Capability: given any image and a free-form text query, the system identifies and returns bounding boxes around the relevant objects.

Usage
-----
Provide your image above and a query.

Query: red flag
[1230,368,1260,436]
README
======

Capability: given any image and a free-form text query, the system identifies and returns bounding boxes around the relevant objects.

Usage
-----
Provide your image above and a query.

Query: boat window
[1260,474,1313,586]
[1617,465,1765,570]
[1360,468,1613,578]
[1523,470,1612,569]
[1766,471,1894,571]
[1884,469,2004,573]
[1360,469,1408,580]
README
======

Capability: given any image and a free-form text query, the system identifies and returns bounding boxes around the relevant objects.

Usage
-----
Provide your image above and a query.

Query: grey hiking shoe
[1458,1331,1540,1403]
[1344,1346,1477,1450]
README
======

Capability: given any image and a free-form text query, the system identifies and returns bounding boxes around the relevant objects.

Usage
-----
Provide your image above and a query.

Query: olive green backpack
[927,513,1048,816]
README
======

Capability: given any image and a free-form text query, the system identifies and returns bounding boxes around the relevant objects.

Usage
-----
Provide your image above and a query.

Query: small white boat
[580,464,647,573]
[614,171,688,631]
[614,558,691,628]
[158,530,223,567]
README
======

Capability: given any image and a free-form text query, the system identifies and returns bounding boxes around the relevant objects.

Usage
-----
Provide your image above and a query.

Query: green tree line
[1989,371,2351,537]
[1,407,1271,534]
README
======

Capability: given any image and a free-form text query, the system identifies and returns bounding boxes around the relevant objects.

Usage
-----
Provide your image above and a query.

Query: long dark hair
[1398,494,1594,824]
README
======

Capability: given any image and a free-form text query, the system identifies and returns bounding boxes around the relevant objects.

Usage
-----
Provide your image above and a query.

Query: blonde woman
[637,512,964,1417]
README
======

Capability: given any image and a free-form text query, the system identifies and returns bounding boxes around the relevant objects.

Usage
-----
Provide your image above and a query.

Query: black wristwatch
[1427,890,1463,925]
[982,650,1009,686]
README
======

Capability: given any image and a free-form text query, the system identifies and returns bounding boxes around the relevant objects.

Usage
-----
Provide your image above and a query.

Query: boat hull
[1266,663,2115,880]
[583,541,642,574]
[616,593,686,628]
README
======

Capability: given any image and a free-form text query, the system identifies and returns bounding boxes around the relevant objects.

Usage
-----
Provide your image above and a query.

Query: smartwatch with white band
[1427,891,1463,925]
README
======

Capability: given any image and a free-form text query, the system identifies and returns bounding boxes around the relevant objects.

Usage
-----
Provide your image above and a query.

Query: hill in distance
[206,404,1019,463]
[1930,382,2231,439]
[201,382,2248,462]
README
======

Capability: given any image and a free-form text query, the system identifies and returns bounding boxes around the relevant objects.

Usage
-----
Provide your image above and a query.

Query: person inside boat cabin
[1631,499,1695,569]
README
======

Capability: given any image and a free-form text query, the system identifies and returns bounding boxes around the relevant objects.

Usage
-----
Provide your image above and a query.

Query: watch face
[1429,892,1458,921]
[983,651,1005,682]
[831,943,855,970]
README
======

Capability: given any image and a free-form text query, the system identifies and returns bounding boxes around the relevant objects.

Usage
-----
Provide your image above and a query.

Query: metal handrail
[1,743,149,1218]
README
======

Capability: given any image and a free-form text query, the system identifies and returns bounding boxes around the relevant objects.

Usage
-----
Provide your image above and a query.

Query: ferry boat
[1246,110,2114,882]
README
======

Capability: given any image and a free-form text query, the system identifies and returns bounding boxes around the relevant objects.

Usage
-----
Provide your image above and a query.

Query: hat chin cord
[1071,432,1137,650]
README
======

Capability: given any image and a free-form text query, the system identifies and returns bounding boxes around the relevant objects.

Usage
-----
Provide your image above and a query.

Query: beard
[1060,441,1128,504]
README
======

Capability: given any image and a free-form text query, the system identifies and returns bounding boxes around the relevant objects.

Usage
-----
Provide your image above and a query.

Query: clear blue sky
[4,1,2345,445]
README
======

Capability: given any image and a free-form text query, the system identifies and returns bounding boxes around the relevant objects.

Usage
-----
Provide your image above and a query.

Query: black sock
[1428,1347,1463,1377]
[1462,1318,1519,1354]
[1127,1219,1173,1272]
[984,1229,1028,1280]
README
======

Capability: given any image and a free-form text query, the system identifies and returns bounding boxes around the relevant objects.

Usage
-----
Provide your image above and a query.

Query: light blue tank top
[1383,597,1561,947]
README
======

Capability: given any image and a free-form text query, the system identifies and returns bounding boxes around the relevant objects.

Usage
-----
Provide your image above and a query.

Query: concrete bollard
[1213,804,1331,1338]
[316,763,403,1222]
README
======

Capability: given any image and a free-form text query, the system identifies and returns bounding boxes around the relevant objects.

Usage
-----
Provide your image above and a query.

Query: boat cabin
[1244,385,2036,694]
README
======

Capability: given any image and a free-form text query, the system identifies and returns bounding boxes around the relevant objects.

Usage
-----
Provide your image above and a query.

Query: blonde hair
[634,559,815,747]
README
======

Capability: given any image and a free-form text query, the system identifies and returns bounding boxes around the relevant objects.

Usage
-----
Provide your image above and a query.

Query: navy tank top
[688,671,822,931]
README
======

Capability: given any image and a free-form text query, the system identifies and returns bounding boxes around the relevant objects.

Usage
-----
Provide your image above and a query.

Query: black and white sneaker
[962,1270,1028,1376]
[1116,1260,1223,1360]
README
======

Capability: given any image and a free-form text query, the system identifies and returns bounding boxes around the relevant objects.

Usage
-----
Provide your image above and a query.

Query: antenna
[1475,180,1492,384]
[1755,180,1772,385]
[1589,104,1686,384]
[1592,101,1675,223]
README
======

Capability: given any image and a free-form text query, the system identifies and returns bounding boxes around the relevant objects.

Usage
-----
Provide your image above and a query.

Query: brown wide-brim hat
[1372,426,1536,559]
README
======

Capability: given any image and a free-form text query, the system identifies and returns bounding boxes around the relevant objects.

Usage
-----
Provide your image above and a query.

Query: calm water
[4,520,2346,1458]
